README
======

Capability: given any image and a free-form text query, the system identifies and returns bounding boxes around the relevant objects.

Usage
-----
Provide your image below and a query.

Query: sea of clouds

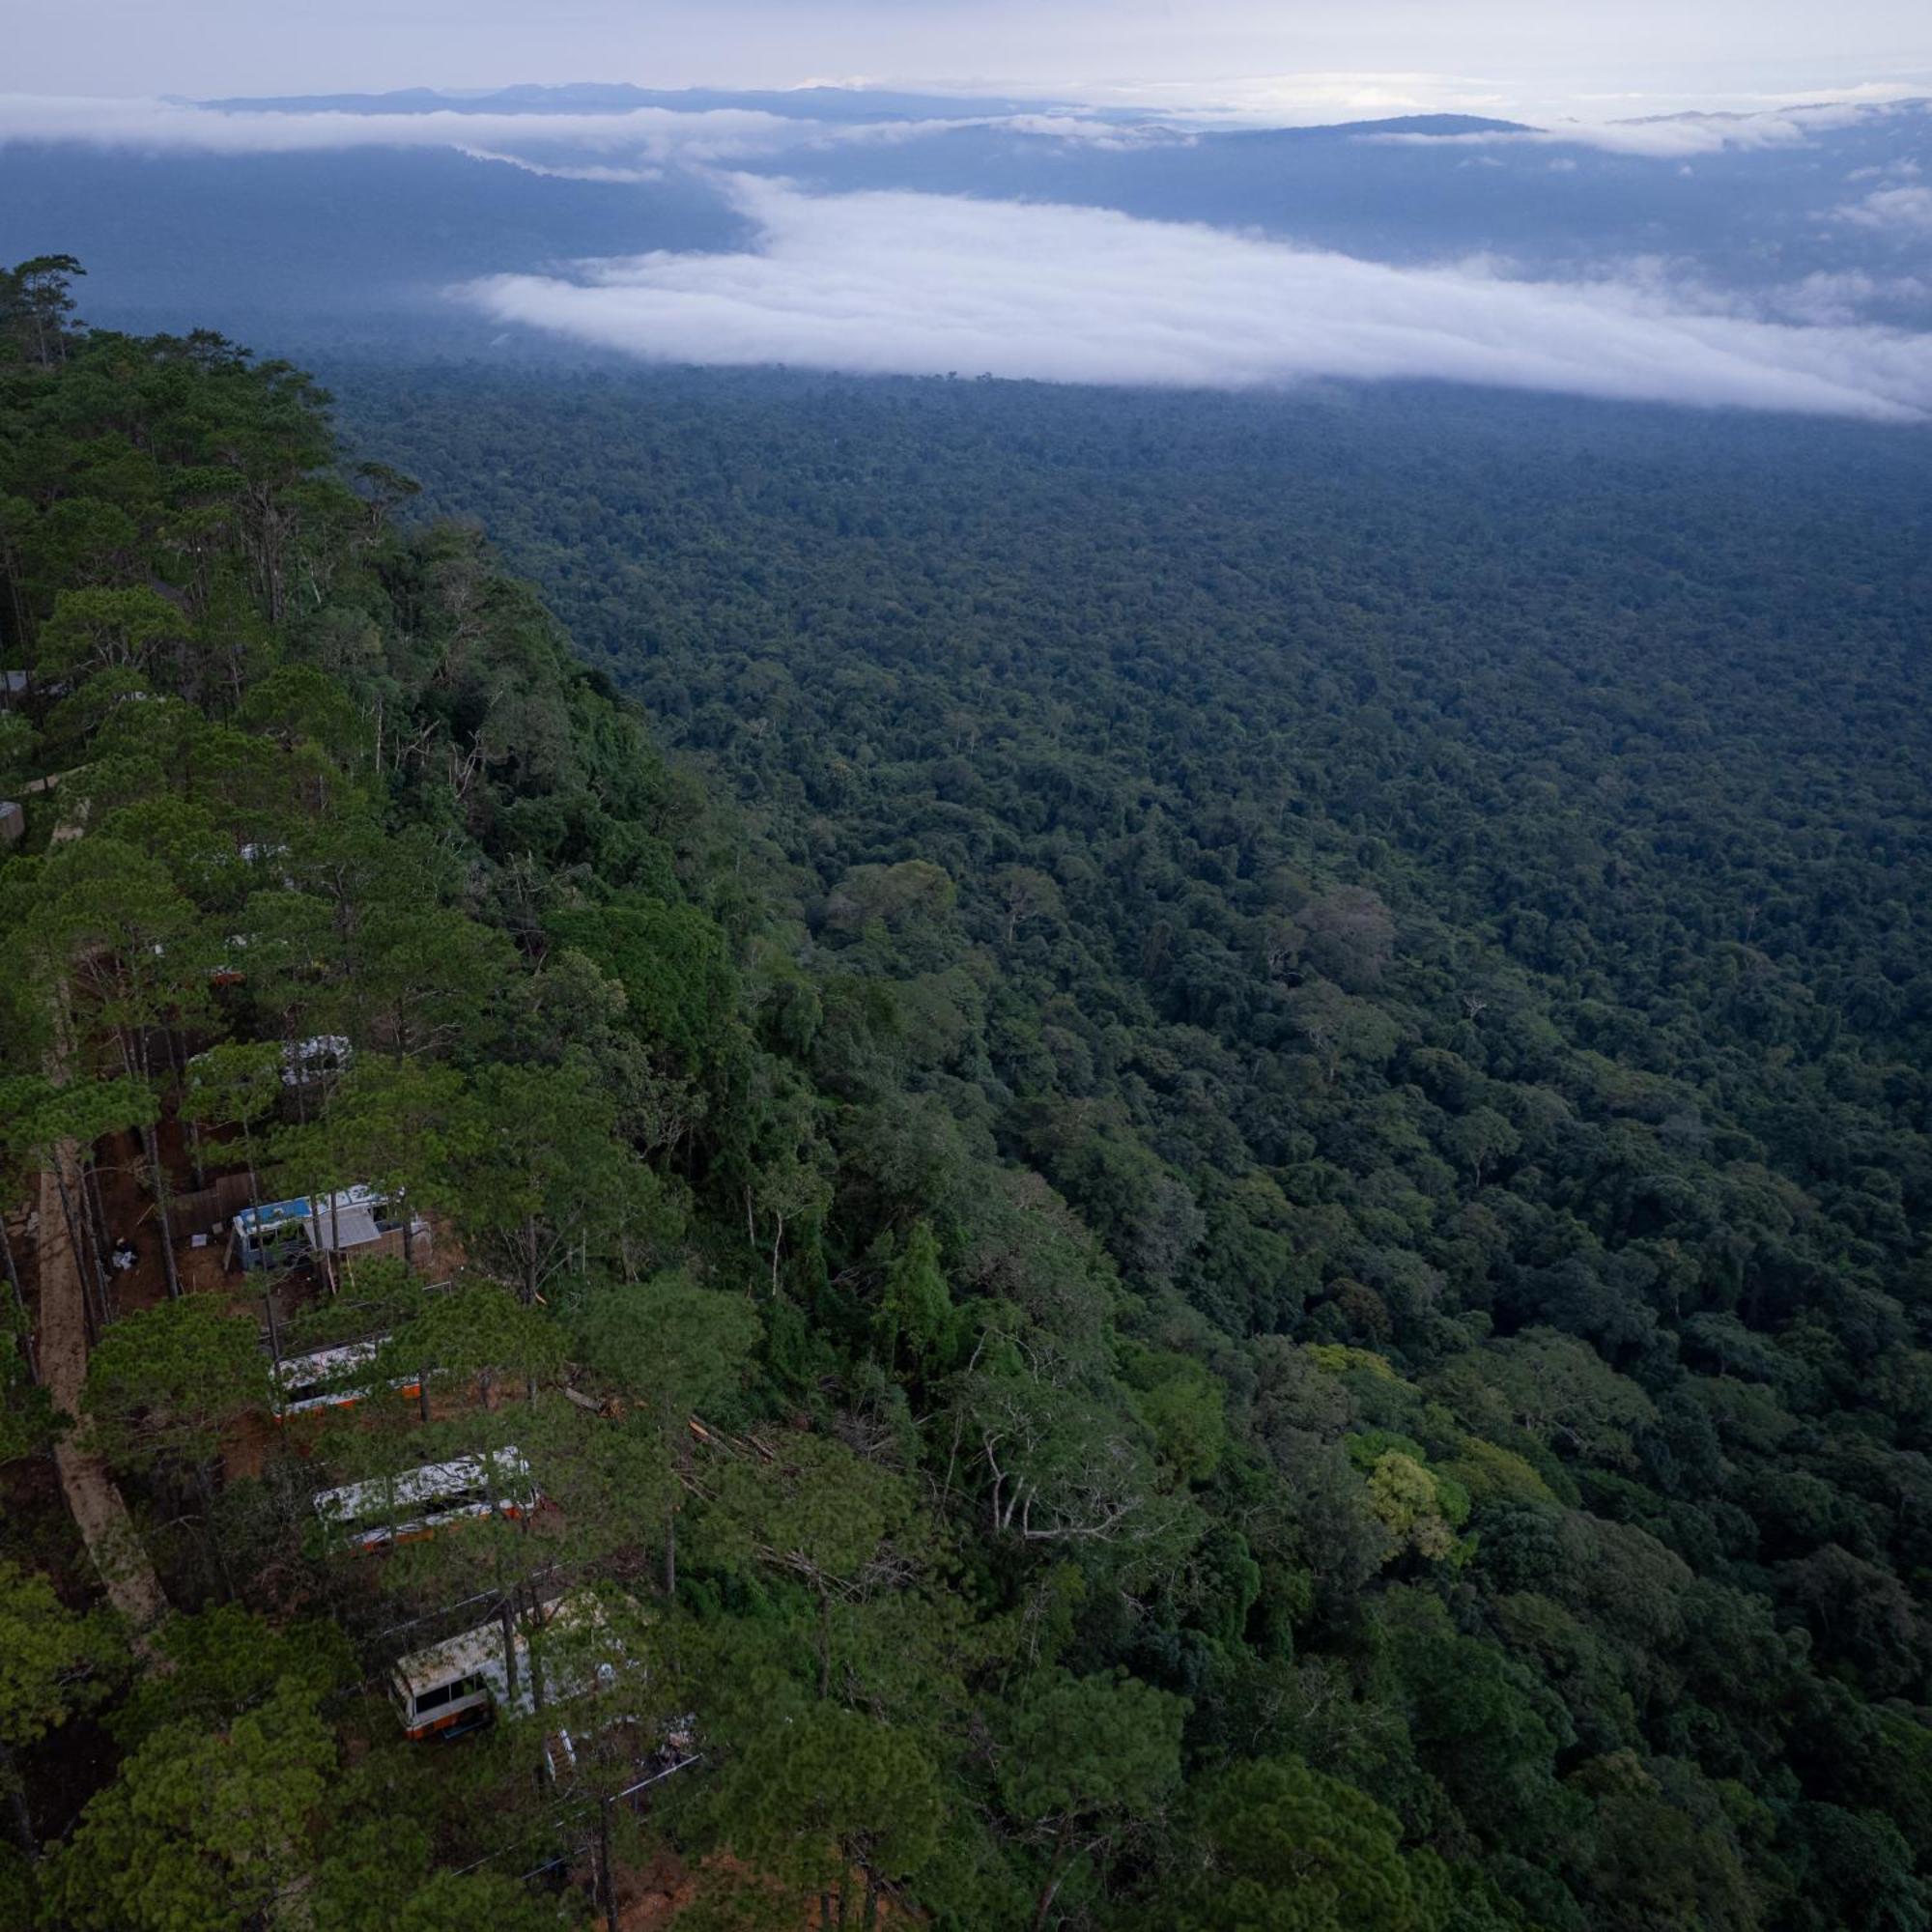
[5,91,1928,420]
[463,177,1932,421]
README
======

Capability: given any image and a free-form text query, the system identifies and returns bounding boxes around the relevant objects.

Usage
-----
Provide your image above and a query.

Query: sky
[4,3,1927,422]
[8,0,1930,125]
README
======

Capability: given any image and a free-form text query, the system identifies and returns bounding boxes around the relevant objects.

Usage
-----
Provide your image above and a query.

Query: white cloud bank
[1368,96,1925,157]
[0,92,1155,164]
[1842,185,1932,231]
[3,87,1919,164]
[462,180,1932,422]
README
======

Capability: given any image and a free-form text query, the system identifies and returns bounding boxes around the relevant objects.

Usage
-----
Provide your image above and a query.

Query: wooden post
[498,1595,520,1707]
[600,1795,618,1932]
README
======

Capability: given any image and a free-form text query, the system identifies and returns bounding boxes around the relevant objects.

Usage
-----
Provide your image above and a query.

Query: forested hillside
[3,260,1931,1932]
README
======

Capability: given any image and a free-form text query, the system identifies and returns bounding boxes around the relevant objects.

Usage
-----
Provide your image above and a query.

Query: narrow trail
[36,801,170,1638]
[38,1142,169,1635]
[38,1136,168,1638]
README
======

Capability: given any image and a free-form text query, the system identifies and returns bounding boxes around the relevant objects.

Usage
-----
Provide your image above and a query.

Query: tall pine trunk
[0,1738,34,1860]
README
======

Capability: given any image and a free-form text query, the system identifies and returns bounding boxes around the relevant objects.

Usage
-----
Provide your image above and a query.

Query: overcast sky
[9,0,1929,122]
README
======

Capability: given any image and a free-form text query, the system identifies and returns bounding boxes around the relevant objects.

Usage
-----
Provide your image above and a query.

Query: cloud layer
[0,92,1151,164]
[1368,96,1923,157]
[2,88,1919,163]
[1843,184,1932,231]
[462,179,1932,421]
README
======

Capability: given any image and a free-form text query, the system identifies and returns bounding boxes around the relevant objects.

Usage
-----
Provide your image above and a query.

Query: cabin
[312,1445,535,1553]
[389,1619,513,1740]
[389,1591,648,1766]
[0,800,22,847]
[231,1182,422,1272]
[270,1337,422,1419]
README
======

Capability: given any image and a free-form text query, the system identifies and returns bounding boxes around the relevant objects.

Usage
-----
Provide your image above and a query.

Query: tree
[183,1041,283,1209]
[1164,1756,1442,1931]
[108,1605,353,1747]
[311,1820,564,1932]
[700,1433,915,1700]
[441,1059,660,1304]
[705,1702,943,1930]
[385,1277,566,1410]
[0,1560,123,1855]
[1299,888,1396,990]
[545,900,739,1070]
[992,866,1065,945]
[872,1219,958,1378]
[998,1669,1185,1928]
[960,1368,1179,1552]
[41,1681,334,1931]
[0,253,85,366]
[36,586,192,694]
[1363,1451,1465,1564]
[577,1269,761,1591]
[347,903,513,1059]
[24,838,217,1299]
[1443,1106,1520,1189]
[322,1055,479,1270]
[82,1293,270,1472]
[4,1071,155,1332]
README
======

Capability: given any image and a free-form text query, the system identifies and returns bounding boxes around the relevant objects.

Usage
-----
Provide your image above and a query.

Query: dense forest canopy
[3,261,1931,1932]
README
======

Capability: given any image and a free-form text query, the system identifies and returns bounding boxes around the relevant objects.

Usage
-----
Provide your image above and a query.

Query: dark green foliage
[3,266,1930,1930]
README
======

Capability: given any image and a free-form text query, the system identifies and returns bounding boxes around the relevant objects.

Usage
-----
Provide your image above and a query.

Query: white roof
[391,1591,625,1710]
[274,1340,380,1388]
[281,1036,352,1085]
[308,1205,381,1253]
[238,1183,386,1242]
[392,1620,521,1699]
[313,1446,530,1526]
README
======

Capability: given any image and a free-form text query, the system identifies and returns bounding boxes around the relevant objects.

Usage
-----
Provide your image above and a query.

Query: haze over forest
[2,5,1930,1930]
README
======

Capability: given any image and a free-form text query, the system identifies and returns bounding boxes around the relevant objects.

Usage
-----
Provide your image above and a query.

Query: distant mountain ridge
[1221,113,1536,139]
[196,81,1101,123]
[193,83,1539,138]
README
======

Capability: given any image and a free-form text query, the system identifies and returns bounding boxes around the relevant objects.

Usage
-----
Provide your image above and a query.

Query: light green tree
[183,1040,283,1210]
[323,1055,480,1271]
[83,1293,270,1472]
[703,1702,944,1931]
[1164,1756,1444,1932]
[577,1269,761,1592]
[999,1668,1186,1929]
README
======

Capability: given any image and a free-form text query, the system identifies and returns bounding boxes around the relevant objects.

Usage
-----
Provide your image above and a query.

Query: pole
[498,1595,520,1707]
[599,1795,618,1932]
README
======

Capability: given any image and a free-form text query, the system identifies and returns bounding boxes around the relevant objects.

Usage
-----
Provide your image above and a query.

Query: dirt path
[38,1139,169,1637]
[34,838,170,1636]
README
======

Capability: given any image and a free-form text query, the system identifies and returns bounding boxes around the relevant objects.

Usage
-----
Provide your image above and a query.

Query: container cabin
[271,1337,422,1419]
[312,1445,535,1553]
[231,1182,422,1272]
[389,1590,628,1747]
